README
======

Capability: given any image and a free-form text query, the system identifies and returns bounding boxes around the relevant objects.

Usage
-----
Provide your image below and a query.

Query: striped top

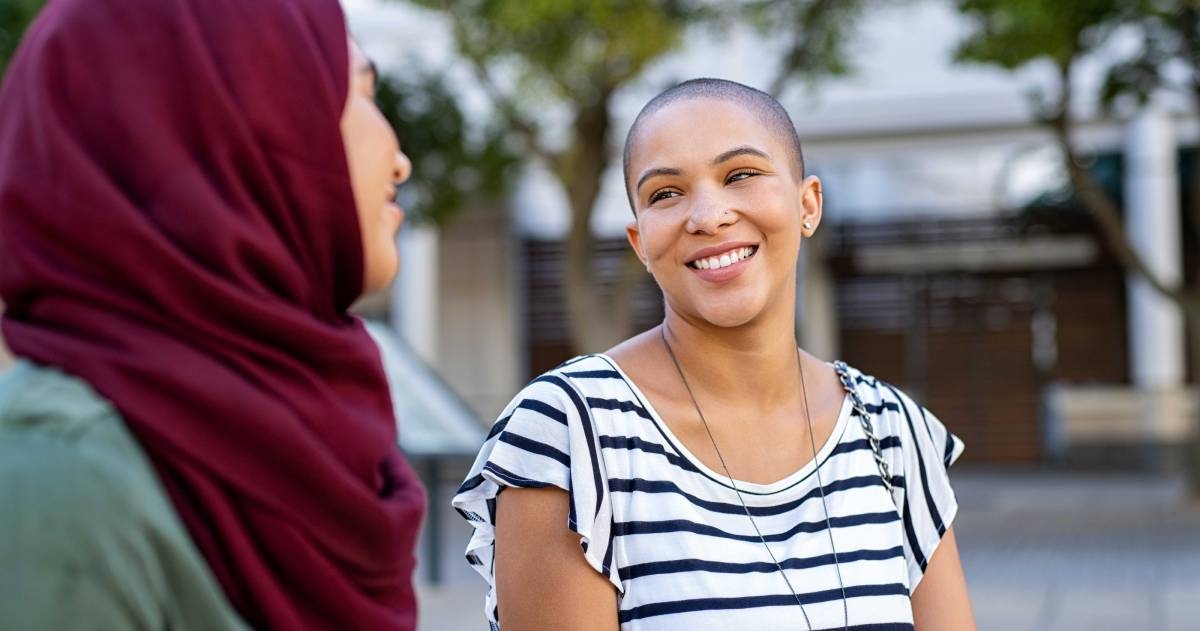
[452,354,964,630]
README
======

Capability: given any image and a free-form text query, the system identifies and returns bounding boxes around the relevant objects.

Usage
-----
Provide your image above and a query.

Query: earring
[803,222,813,230]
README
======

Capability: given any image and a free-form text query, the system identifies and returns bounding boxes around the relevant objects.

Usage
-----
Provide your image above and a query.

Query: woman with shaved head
[454,79,976,630]
[0,0,425,629]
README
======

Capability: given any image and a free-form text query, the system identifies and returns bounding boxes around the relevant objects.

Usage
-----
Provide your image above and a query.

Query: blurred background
[2,0,1198,629]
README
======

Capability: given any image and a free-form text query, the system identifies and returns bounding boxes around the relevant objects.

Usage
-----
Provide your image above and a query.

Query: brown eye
[727,169,759,184]
[648,189,679,204]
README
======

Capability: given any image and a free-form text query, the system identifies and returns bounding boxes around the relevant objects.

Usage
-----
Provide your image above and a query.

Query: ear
[799,175,823,237]
[626,219,648,267]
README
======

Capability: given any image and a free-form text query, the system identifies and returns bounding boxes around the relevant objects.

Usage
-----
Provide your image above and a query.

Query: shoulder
[832,361,914,417]
[0,360,123,431]
[832,362,937,443]
[547,354,627,386]
[0,361,172,541]
[510,354,626,407]
[0,363,248,630]
[835,361,965,469]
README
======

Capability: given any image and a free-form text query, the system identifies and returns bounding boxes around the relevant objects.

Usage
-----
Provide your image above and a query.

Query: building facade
[349,0,1197,466]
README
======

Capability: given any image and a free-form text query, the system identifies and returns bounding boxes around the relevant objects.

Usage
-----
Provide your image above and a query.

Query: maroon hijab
[0,0,425,628]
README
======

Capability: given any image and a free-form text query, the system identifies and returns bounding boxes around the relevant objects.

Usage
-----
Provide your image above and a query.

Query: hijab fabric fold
[0,0,425,628]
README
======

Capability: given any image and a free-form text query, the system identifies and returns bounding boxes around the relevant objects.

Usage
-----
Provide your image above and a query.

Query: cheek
[637,209,686,259]
[745,186,801,237]
[361,214,400,292]
[639,222,676,264]
[341,102,396,200]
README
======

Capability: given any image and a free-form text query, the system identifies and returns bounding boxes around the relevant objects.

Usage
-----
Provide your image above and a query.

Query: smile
[686,245,758,270]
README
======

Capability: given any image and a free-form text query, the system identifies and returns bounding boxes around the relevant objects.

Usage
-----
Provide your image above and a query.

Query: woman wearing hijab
[0,0,425,629]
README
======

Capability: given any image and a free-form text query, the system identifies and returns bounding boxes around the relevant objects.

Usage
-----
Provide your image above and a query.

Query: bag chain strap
[832,360,893,496]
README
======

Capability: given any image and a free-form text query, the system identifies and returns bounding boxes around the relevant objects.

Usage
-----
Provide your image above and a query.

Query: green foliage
[738,0,867,94]
[955,0,1128,69]
[1098,3,1200,108]
[406,0,866,107]
[0,0,45,77]
[374,70,521,225]
[955,0,1200,110]
[408,0,699,105]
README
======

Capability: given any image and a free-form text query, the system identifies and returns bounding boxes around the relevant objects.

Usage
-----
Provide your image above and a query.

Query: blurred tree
[374,71,521,225]
[956,0,1200,491]
[396,0,866,354]
[0,0,44,77]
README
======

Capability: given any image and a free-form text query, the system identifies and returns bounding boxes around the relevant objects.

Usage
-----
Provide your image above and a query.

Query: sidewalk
[953,470,1200,630]
[416,470,1200,630]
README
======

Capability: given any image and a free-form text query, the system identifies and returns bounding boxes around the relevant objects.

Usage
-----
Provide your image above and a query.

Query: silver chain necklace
[660,325,849,631]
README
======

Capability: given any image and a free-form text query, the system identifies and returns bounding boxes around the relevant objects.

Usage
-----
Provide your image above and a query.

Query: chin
[363,251,400,295]
[681,280,770,326]
[692,300,765,329]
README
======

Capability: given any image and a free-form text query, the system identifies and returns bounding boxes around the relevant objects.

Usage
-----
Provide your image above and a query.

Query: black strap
[832,361,896,503]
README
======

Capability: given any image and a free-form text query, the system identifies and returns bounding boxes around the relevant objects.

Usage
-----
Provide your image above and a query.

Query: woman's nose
[685,192,735,234]
[394,150,412,185]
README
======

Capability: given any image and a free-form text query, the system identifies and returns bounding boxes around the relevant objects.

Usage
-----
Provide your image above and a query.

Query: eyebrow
[712,145,770,165]
[636,167,682,194]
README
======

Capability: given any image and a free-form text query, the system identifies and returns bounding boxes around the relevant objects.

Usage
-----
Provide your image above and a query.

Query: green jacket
[0,361,248,630]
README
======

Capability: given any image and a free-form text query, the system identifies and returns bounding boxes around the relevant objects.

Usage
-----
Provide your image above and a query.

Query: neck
[660,304,802,411]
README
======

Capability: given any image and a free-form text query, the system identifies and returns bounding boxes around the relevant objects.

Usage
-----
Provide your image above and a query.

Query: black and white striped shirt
[453,354,964,630]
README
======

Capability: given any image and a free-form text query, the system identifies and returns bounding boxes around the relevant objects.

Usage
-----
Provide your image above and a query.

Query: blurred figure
[453,79,976,630]
[0,0,424,629]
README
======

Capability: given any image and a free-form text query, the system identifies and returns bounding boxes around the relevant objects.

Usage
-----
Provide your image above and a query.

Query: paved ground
[952,470,1200,630]
[414,470,1200,630]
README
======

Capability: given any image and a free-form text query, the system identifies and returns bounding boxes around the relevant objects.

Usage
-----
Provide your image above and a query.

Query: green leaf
[0,0,46,78]
[374,69,522,226]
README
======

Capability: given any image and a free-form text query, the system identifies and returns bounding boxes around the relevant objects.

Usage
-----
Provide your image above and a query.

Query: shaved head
[622,78,805,211]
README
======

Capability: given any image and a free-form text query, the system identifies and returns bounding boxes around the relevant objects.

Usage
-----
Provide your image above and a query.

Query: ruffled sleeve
[878,384,964,592]
[451,373,620,626]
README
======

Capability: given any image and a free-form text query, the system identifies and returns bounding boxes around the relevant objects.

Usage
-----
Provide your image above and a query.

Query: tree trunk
[557,92,622,356]
[1045,68,1200,494]
[610,250,647,343]
[1187,308,1200,497]
[1186,118,1200,497]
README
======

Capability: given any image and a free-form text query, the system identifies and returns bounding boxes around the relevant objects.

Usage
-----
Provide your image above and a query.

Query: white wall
[392,224,441,362]
[434,209,523,421]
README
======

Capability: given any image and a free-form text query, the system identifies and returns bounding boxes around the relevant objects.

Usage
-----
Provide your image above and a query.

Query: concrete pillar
[435,210,523,421]
[1123,106,1188,449]
[1124,107,1185,388]
[391,223,440,364]
[798,240,839,362]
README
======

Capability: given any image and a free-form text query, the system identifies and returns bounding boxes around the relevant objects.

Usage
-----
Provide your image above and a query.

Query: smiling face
[340,38,412,295]
[625,96,822,329]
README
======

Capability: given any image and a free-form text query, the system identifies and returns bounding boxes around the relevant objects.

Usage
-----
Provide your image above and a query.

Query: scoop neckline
[590,353,852,496]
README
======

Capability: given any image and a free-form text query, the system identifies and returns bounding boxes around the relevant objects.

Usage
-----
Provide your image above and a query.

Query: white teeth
[691,246,756,270]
